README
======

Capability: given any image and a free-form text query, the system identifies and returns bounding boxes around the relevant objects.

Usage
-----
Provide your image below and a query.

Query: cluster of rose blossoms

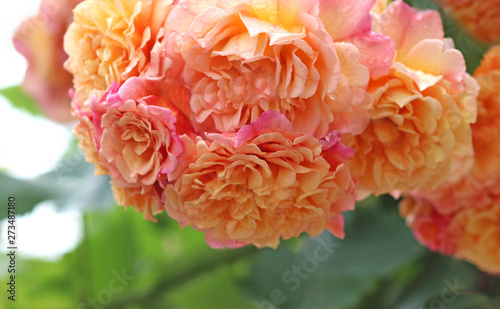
[13,0,500,273]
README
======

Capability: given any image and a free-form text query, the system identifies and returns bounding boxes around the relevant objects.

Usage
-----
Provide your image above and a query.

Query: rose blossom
[435,0,500,43]
[13,0,82,122]
[400,196,456,255]
[450,201,500,274]
[400,46,500,274]
[343,0,478,199]
[400,193,500,274]
[164,111,355,248]
[64,0,175,109]
[88,77,187,221]
[73,109,109,176]
[471,45,500,183]
[167,0,394,137]
[408,46,500,214]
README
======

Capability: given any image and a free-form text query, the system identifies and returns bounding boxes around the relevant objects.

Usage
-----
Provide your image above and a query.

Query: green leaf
[35,152,115,212]
[167,261,256,309]
[0,206,167,309]
[99,212,258,309]
[74,210,145,297]
[0,85,42,117]
[403,0,490,74]
[392,254,493,309]
[240,244,305,308]
[0,144,115,221]
[0,257,81,309]
[0,172,61,220]
[240,199,424,309]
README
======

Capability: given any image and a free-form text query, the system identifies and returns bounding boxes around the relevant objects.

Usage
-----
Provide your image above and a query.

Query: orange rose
[165,111,355,248]
[167,0,395,137]
[401,193,500,274]
[409,45,500,214]
[401,46,500,274]
[88,77,188,221]
[343,1,478,198]
[436,0,500,43]
[73,109,108,176]
[64,0,174,108]
[400,196,456,255]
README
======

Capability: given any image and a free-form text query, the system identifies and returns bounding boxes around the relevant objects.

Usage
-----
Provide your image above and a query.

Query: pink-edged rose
[165,111,355,248]
[64,0,175,109]
[91,77,186,220]
[168,0,394,137]
[344,0,478,198]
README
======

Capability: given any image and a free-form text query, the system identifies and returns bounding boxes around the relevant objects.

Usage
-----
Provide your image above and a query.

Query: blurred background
[0,0,499,309]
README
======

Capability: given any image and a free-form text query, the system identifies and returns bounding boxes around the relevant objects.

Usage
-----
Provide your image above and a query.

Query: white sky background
[1,1,39,89]
[0,1,82,261]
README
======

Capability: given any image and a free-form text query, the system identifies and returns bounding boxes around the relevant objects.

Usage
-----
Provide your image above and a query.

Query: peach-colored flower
[400,46,500,273]
[435,0,500,44]
[111,182,164,221]
[343,0,478,199]
[408,45,500,214]
[450,201,500,274]
[164,111,355,248]
[167,0,394,137]
[89,77,187,221]
[400,196,456,255]
[472,45,500,179]
[64,0,174,109]
[401,193,500,274]
[13,0,82,122]
[475,45,500,76]
[73,109,109,176]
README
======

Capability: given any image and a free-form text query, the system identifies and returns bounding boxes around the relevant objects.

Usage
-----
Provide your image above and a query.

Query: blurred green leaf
[240,244,302,308]
[0,85,42,116]
[0,206,166,309]
[73,207,258,309]
[37,154,115,212]
[0,254,81,309]
[241,199,424,309]
[107,240,258,309]
[392,254,494,309]
[167,261,256,309]
[0,147,114,220]
[403,0,491,74]
[0,173,61,219]
[351,257,425,309]
[445,295,498,309]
